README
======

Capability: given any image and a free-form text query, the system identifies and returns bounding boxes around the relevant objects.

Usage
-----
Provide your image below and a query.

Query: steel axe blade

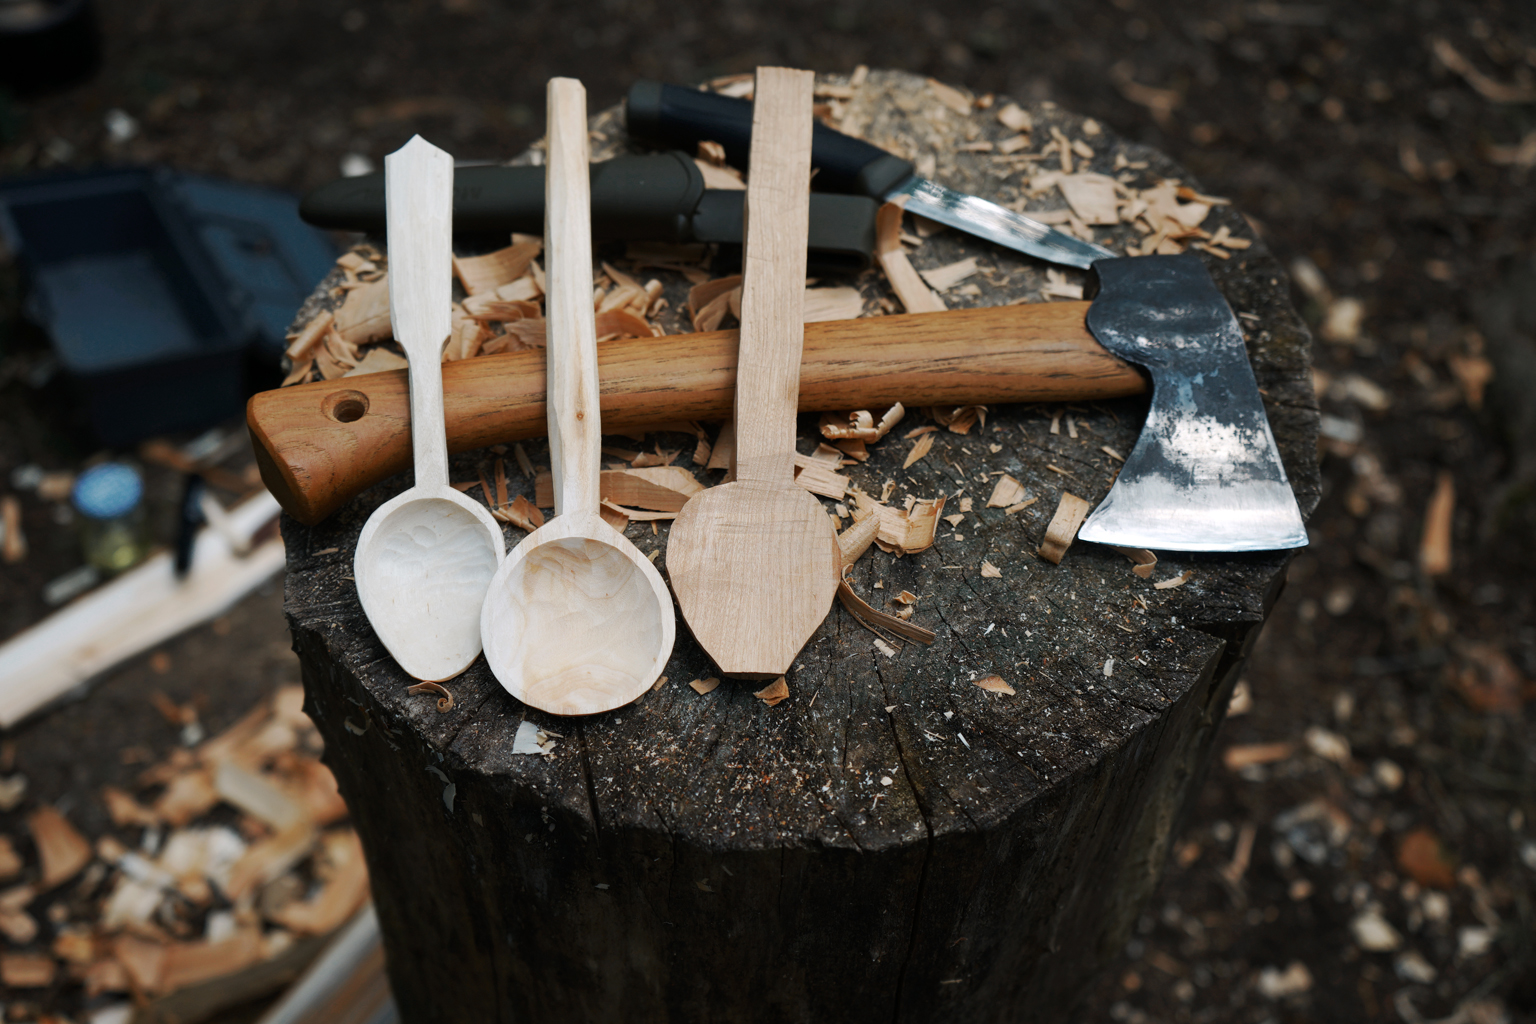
[1076,253,1308,553]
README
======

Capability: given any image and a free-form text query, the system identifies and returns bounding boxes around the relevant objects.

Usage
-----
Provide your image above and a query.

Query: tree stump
[282,70,1320,1023]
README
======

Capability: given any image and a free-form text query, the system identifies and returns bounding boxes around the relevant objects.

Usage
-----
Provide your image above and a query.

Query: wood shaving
[927,78,972,115]
[996,103,1032,133]
[1419,470,1455,576]
[332,276,391,346]
[1113,546,1158,578]
[753,677,790,706]
[975,674,1016,695]
[27,806,91,889]
[406,681,455,713]
[793,453,850,500]
[284,310,333,361]
[344,348,408,377]
[689,677,721,695]
[987,475,1026,508]
[903,432,936,469]
[837,513,881,571]
[875,201,945,313]
[1056,173,1120,225]
[1154,570,1194,590]
[1038,492,1092,564]
[918,257,979,292]
[1430,37,1536,103]
[1222,742,1296,771]
[856,489,946,556]
[453,240,542,296]
[836,578,936,644]
[1102,445,1126,462]
[803,286,864,322]
[980,561,1003,578]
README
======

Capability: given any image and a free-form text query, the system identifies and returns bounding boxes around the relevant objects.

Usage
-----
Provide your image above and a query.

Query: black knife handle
[300,152,706,240]
[625,80,915,199]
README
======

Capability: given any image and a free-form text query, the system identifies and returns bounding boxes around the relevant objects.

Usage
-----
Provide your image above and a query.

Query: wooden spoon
[353,136,506,682]
[479,78,675,716]
[666,68,841,679]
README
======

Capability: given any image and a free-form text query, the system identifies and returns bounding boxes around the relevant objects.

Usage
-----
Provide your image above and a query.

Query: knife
[625,80,1117,270]
[300,151,878,274]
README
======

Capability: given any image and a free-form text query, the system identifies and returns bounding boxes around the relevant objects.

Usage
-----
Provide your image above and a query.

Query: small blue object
[73,463,143,520]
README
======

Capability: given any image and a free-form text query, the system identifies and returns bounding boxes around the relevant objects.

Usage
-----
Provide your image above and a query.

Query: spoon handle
[731,68,815,487]
[385,135,455,494]
[544,78,602,517]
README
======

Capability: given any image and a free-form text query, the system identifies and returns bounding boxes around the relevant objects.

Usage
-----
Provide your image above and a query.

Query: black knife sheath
[300,151,876,274]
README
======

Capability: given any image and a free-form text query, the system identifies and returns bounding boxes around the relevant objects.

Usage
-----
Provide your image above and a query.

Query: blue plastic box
[0,167,335,445]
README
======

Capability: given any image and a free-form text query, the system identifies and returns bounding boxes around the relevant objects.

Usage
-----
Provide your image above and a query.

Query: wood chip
[271,830,369,935]
[496,494,544,533]
[284,310,334,361]
[0,496,24,564]
[837,513,881,571]
[986,475,1026,508]
[688,677,721,695]
[918,257,978,292]
[1057,173,1120,225]
[875,201,945,314]
[343,347,408,377]
[113,934,167,993]
[927,78,972,114]
[975,674,1016,695]
[213,762,304,830]
[753,677,790,706]
[1038,492,1092,565]
[1113,546,1158,578]
[453,240,542,296]
[980,561,1003,578]
[224,823,317,901]
[28,805,91,890]
[332,276,391,346]
[996,103,1032,132]
[535,466,703,511]
[1,952,57,988]
[1222,742,1296,771]
[102,786,160,828]
[903,432,936,469]
[803,286,864,323]
[0,836,20,881]
[1419,470,1454,576]
[1154,570,1194,590]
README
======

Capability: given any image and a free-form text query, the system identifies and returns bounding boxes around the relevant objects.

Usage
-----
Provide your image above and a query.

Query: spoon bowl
[353,135,505,681]
[356,489,503,681]
[482,513,671,716]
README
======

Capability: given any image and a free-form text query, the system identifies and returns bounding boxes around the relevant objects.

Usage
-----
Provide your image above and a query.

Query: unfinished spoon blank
[479,78,674,716]
[666,68,841,679]
[353,136,505,682]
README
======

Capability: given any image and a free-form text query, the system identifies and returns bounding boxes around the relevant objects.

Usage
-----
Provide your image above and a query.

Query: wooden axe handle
[248,301,1144,524]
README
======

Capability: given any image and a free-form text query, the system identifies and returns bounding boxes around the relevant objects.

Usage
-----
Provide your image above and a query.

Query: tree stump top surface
[282,69,1320,854]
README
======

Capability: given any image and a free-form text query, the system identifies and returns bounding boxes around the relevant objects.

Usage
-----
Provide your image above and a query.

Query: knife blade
[625,80,1116,270]
[299,151,879,274]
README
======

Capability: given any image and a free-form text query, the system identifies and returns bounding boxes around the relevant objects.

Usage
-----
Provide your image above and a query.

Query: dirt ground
[1,0,1533,1021]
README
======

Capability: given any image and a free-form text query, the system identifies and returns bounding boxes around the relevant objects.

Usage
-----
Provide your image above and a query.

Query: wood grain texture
[667,68,841,679]
[352,137,504,683]
[283,69,1322,1024]
[249,302,1145,525]
[479,78,674,715]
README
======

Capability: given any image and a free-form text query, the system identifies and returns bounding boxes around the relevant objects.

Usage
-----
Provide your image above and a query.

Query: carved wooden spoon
[666,68,841,679]
[353,136,506,682]
[479,78,674,715]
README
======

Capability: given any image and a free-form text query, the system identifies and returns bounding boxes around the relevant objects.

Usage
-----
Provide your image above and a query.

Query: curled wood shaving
[284,310,333,361]
[1154,570,1194,590]
[876,201,946,314]
[836,577,936,644]
[406,682,454,713]
[1038,492,1092,565]
[975,675,1016,695]
[598,502,629,532]
[1430,38,1536,104]
[987,475,1026,508]
[837,513,881,571]
[753,677,790,706]
[1113,546,1158,579]
[928,405,986,435]
[689,677,721,695]
[819,402,904,443]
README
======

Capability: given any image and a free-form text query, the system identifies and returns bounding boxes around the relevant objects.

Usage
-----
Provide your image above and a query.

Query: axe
[249,254,1305,551]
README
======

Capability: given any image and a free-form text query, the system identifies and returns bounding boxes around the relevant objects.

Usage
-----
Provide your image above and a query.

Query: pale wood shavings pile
[0,688,368,1011]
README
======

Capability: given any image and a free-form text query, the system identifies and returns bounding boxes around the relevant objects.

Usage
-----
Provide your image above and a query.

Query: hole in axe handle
[324,390,370,423]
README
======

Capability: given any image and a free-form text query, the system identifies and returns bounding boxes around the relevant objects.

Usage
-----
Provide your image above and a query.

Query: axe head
[1076,254,1308,553]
